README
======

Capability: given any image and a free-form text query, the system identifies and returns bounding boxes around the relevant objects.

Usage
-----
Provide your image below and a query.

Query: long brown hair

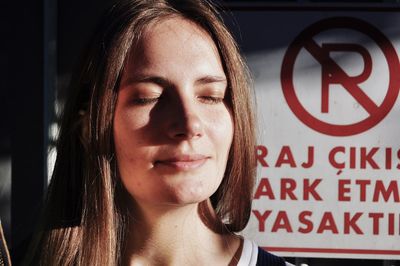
[28,0,256,265]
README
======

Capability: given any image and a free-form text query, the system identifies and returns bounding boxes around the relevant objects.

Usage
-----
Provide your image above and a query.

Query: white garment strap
[237,239,258,266]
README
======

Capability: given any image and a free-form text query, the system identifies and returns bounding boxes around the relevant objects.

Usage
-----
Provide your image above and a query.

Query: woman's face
[113,17,233,208]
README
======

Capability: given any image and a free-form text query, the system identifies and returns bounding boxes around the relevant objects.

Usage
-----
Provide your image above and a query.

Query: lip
[155,154,209,170]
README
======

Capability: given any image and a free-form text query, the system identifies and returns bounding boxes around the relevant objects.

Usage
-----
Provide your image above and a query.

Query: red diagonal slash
[304,38,378,115]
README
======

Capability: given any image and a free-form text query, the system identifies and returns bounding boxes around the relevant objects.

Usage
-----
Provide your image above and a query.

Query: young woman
[28,0,291,265]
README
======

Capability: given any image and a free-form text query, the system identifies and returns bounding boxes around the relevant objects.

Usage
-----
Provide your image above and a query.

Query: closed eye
[132,97,160,105]
[198,96,224,104]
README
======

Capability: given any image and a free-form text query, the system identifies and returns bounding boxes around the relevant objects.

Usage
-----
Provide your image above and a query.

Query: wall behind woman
[5,0,54,264]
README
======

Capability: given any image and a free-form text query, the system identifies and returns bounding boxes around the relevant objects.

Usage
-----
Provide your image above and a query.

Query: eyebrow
[124,74,227,87]
[194,75,227,85]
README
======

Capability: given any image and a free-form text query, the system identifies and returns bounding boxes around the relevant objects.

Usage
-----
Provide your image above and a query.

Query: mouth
[155,154,209,170]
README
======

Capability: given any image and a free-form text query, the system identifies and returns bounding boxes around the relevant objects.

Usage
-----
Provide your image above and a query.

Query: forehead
[141,16,214,47]
[125,16,222,72]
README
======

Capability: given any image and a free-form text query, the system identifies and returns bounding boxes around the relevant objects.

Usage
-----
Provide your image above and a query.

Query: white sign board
[236,11,400,260]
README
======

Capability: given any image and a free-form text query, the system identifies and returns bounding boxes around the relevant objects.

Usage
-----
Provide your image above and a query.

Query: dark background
[2,0,400,265]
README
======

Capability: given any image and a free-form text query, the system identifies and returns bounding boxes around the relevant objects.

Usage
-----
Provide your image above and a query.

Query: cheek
[113,108,148,183]
[205,108,234,169]
[114,106,150,153]
[208,109,234,148]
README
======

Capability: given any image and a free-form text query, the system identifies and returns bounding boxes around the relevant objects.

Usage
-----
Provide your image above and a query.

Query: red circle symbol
[281,17,400,136]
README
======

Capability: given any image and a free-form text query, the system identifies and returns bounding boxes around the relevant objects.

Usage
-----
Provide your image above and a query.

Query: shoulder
[256,247,294,266]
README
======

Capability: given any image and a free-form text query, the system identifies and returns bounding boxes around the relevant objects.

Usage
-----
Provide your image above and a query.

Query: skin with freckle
[113,17,234,207]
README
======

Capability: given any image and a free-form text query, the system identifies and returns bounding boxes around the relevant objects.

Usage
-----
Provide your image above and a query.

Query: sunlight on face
[113,17,233,209]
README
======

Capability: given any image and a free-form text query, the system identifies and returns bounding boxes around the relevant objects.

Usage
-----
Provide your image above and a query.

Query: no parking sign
[282,17,400,136]
[234,11,400,259]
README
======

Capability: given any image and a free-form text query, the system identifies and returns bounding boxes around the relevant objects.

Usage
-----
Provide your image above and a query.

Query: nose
[166,96,204,141]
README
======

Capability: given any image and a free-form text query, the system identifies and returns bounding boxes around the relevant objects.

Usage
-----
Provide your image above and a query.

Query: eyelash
[198,96,224,104]
[132,97,160,105]
[132,95,224,105]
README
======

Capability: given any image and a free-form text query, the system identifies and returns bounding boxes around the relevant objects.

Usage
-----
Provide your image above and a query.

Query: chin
[160,180,219,206]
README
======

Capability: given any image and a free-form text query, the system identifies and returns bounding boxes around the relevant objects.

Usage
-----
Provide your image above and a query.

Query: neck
[124,200,241,265]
